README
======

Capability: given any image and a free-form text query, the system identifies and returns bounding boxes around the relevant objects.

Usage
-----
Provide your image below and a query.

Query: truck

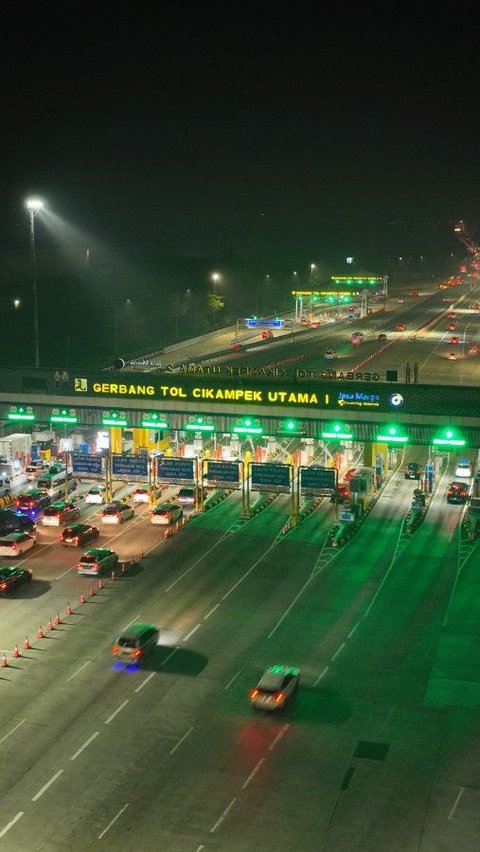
[0,433,32,461]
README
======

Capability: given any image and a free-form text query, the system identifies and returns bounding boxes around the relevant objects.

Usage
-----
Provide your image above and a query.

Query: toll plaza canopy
[0,365,480,447]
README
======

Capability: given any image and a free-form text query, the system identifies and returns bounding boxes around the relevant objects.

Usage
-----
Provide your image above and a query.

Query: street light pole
[211,272,220,327]
[25,198,43,368]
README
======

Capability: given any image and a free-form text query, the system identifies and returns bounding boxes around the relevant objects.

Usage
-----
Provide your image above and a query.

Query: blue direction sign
[71,453,103,476]
[300,466,337,495]
[157,457,195,485]
[251,463,291,493]
[205,461,240,487]
[112,455,149,480]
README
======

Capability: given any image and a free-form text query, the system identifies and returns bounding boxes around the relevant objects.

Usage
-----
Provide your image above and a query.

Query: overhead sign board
[157,457,195,485]
[245,318,284,329]
[204,460,240,487]
[71,453,103,476]
[112,454,149,480]
[250,463,291,493]
[300,466,337,495]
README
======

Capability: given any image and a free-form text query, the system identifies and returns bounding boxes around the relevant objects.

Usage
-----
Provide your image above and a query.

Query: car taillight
[133,648,142,658]
[112,646,119,654]
[249,689,259,699]
[274,691,285,703]
[11,544,16,551]
[0,583,7,590]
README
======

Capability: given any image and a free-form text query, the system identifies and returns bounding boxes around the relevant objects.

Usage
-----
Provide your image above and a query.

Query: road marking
[31,769,64,802]
[66,661,90,682]
[55,565,74,580]
[170,726,194,755]
[448,786,465,820]
[104,699,129,725]
[0,718,26,747]
[210,797,237,833]
[166,537,228,591]
[204,603,220,620]
[269,724,290,751]
[70,730,100,761]
[134,672,156,693]
[242,758,265,789]
[195,846,205,852]
[267,571,318,638]
[313,666,329,687]
[0,812,24,839]
[161,647,178,666]
[222,545,275,602]
[347,621,360,639]
[98,803,130,840]
[183,623,201,642]
[122,614,142,631]
[225,669,242,690]
[331,642,346,662]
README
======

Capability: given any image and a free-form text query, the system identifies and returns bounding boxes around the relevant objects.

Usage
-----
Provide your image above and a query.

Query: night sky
[1,3,478,262]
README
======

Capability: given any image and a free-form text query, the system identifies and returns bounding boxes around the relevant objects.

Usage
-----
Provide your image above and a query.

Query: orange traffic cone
[111,569,117,581]
[1,654,8,668]
[23,636,31,650]
[89,585,95,597]
[47,617,54,631]
[13,645,20,659]
[37,625,45,639]
[79,593,87,605]
[97,578,104,590]
[54,612,61,625]
[65,602,73,616]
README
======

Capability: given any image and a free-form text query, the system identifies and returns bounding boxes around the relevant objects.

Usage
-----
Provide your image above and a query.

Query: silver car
[249,664,300,711]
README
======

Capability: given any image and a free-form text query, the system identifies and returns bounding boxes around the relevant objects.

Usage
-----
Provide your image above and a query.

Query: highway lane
[0,451,465,849]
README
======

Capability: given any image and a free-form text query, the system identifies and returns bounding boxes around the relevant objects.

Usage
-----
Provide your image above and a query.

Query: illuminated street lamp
[25,197,44,368]
[211,272,221,326]
[13,298,20,309]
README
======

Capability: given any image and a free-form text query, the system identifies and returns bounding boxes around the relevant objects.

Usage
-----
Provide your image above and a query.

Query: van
[0,477,11,498]
[111,622,159,664]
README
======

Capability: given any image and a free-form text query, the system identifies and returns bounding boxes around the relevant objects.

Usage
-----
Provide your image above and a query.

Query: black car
[0,509,36,537]
[404,462,422,480]
[60,523,100,546]
[0,566,32,596]
[447,482,469,504]
[377,333,388,341]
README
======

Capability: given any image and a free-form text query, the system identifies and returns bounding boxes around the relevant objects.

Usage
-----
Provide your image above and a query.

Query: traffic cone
[13,645,20,659]
[111,569,117,581]
[65,602,73,616]
[79,593,87,605]
[1,654,8,668]
[54,612,61,625]
[141,548,144,559]
[37,625,45,639]
[47,617,54,631]
[97,578,104,590]
[23,636,31,650]
[89,585,95,597]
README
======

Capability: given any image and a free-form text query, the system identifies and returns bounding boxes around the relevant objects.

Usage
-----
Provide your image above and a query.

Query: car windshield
[118,636,135,648]
[103,507,119,515]
[43,506,61,516]
[80,554,97,563]
[0,538,15,547]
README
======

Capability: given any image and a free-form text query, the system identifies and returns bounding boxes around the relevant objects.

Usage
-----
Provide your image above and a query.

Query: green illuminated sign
[234,418,263,435]
[50,408,78,424]
[7,406,35,422]
[377,426,408,443]
[322,422,352,440]
[277,419,306,436]
[185,416,215,433]
[432,429,465,447]
[141,413,169,429]
[102,411,128,427]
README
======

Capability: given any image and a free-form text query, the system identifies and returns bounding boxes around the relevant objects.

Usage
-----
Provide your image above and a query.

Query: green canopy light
[50,408,78,424]
[7,406,35,422]
[376,425,408,443]
[322,422,352,440]
[102,410,128,427]
[141,412,169,429]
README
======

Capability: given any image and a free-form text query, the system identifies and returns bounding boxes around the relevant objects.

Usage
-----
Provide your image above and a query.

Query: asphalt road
[0,450,479,849]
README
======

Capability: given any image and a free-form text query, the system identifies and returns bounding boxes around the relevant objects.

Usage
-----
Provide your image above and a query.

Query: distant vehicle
[261,329,273,339]
[405,462,422,480]
[37,470,77,498]
[76,548,118,576]
[230,342,244,351]
[395,323,407,332]
[455,458,472,478]
[151,503,184,525]
[25,462,48,481]
[468,346,478,357]
[60,523,99,546]
[447,482,469,504]
[447,352,458,361]
[449,336,459,344]
[447,313,457,319]
[0,532,36,557]
[111,622,159,665]
[377,333,388,341]
[409,290,419,297]
[397,298,404,303]
[330,483,349,504]
[249,664,300,711]
[351,331,364,344]
[101,503,134,524]
[447,323,456,331]
[323,349,337,360]
[132,488,150,503]
[15,490,51,519]
[177,487,206,506]
[0,566,32,595]
[42,501,80,526]
[0,509,36,537]
[85,486,105,505]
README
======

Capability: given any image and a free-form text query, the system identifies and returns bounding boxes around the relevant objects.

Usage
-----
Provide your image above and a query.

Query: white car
[101,503,134,524]
[85,487,106,505]
[0,532,36,557]
[249,664,300,711]
[132,488,150,503]
[150,504,183,525]
[455,459,472,478]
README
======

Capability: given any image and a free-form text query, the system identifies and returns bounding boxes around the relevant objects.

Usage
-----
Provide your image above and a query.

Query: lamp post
[211,272,221,327]
[25,197,43,368]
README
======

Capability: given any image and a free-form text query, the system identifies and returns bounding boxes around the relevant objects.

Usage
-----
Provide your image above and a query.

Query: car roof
[118,621,157,639]
[258,664,300,689]
[0,531,28,540]
[155,503,179,511]
[64,523,91,531]
[80,548,111,558]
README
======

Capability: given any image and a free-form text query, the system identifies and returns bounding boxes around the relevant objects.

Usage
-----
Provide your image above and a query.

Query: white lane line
[122,614,142,631]
[0,718,26,747]
[448,786,465,821]
[331,642,346,663]
[267,570,317,639]
[161,647,178,666]
[210,797,237,833]
[313,666,329,687]
[134,671,156,693]
[0,811,24,839]
[55,566,74,580]
[70,731,100,761]
[66,661,90,682]
[98,803,130,840]
[166,537,228,592]
[31,769,64,802]
[204,603,220,620]
[242,758,265,789]
[347,621,360,639]
[170,726,194,755]
[222,545,275,602]
[225,669,242,690]
[104,699,129,725]
[195,846,205,852]
[269,724,290,751]
[183,623,201,642]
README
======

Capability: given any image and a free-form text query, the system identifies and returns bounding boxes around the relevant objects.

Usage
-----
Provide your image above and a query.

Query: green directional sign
[7,406,35,422]
[233,417,263,435]
[50,408,78,424]
[185,416,215,433]
[377,425,408,443]
[432,428,465,447]
[141,412,169,429]
[101,411,128,427]
[322,422,353,440]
